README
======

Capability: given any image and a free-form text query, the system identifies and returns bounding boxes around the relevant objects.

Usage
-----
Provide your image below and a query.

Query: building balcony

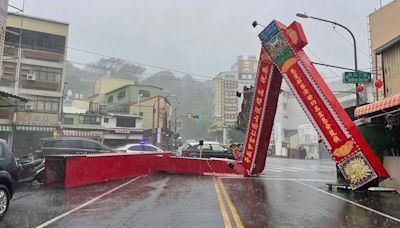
[20,79,60,91]
[3,44,64,63]
[23,48,64,63]
[0,108,11,120]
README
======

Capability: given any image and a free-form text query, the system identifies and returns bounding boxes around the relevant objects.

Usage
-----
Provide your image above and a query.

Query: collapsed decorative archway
[242,20,389,190]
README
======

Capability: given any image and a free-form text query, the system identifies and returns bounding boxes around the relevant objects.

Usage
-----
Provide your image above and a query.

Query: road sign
[342,71,372,84]
[186,113,194,119]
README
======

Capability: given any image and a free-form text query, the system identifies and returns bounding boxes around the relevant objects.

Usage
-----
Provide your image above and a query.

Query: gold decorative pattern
[286,28,298,45]
[280,57,297,73]
[343,157,373,184]
[260,52,272,62]
[333,140,353,157]
[261,66,269,75]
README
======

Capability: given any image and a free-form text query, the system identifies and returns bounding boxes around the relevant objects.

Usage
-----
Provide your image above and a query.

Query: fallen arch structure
[242,20,389,189]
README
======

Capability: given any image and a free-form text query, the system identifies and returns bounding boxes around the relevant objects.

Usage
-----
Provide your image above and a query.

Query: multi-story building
[231,55,258,113]
[91,74,135,103]
[104,84,161,115]
[101,113,143,147]
[353,0,400,189]
[0,13,68,157]
[101,84,172,147]
[211,71,239,143]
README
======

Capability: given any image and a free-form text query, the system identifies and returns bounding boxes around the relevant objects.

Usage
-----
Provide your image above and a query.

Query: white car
[116,143,163,154]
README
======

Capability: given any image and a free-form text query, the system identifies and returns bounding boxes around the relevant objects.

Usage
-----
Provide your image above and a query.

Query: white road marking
[36,176,143,228]
[294,180,400,223]
[264,168,283,172]
[222,176,335,182]
[268,167,300,172]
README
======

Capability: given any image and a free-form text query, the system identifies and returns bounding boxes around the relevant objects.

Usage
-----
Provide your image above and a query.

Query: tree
[85,57,145,82]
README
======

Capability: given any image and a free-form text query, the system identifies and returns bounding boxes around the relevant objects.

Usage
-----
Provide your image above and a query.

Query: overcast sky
[8,0,392,82]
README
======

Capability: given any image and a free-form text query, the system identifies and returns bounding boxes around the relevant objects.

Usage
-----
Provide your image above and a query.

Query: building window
[63,117,74,125]
[117,90,125,99]
[139,90,150,97]
[116,117,136,127]
[78,115,101,125]
[107,95,114,103]
[104,118,109,123]
[5,27,66,54]
[78,115,84,124]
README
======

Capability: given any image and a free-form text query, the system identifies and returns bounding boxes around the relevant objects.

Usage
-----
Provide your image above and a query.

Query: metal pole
[10,4,25,149]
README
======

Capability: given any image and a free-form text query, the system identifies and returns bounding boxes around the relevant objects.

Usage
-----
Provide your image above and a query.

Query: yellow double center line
[213,177,244,228]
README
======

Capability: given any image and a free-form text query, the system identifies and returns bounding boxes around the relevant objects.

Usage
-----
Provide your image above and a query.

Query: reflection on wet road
[2,158,400,227]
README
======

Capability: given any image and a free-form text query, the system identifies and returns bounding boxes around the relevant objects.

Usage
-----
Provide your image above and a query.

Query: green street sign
[342,71,372,84]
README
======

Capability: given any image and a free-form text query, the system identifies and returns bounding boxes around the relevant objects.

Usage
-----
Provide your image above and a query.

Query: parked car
[34,137,116,159]
[181,141,234,159]
[116,143,163,153]
[0,139,19,218]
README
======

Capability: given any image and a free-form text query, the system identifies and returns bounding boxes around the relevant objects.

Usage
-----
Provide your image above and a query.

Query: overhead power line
[65,60,209,84]
[67,46,215,80]
[325,24,370,57]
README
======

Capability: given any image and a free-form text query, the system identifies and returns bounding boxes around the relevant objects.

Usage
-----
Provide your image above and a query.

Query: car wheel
[0,184,10,218]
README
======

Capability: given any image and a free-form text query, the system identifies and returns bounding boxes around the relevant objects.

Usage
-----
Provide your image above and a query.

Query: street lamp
[296,13,361,106]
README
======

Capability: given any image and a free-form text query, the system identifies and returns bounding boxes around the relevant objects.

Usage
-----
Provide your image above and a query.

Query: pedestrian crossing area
[262,165,336,173]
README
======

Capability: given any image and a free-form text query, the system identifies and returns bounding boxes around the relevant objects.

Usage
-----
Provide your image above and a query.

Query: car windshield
[2,1,398,227]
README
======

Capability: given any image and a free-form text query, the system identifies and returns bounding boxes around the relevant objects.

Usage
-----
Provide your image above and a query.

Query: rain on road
[2,158,400,228]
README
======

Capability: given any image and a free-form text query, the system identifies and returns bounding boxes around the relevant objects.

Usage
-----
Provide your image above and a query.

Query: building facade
[101,113,143,147]
[99,84,172,147]
[0,13,68,157]
[91,75,135,103]
[211,71,239,143]
[369,0,400,98]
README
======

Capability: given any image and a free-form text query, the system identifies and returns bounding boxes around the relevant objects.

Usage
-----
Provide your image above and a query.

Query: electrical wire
[325,24,370,57]
[65,60,209,84]
[67,46,215,80]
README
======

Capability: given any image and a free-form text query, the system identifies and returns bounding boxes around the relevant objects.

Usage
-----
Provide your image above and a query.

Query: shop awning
[0,90,29,107]
[62,130,104,137]
[16,125,56,132]
[355,94,400,117]
[114,129,130,134]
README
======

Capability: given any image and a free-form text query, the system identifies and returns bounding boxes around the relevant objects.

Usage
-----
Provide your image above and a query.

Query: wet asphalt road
[2,157,400,228]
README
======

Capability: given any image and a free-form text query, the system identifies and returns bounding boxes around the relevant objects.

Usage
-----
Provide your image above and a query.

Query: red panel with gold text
[257,20,389,189]
[242,48,282,176]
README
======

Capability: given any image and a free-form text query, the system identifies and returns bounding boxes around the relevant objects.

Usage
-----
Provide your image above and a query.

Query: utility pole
[10,3,25,149]
[296,13,360,106]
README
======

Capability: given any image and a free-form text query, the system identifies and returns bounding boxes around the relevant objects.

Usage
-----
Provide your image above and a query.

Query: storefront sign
[15,112,58,126]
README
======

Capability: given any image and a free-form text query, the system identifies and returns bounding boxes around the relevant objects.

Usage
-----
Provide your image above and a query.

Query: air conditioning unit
[25,103,34,110]
[26,73,36,81]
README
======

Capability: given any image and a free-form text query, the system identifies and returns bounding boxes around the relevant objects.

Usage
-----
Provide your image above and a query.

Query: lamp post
[296,13,360,106]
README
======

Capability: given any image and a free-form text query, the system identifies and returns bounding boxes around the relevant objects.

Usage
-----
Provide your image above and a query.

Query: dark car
[0,139,19,218]
[34,137,116,159]
[181,141,234,159]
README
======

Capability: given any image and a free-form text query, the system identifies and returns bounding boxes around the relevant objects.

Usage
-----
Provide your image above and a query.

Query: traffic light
[194,114,203,119]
